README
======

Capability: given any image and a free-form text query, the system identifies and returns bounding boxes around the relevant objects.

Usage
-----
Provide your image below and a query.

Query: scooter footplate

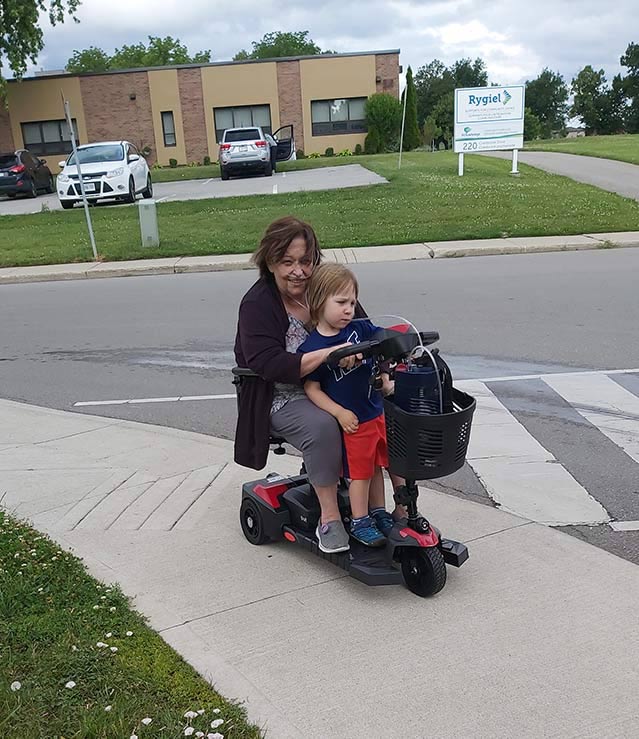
[440,538,469,567]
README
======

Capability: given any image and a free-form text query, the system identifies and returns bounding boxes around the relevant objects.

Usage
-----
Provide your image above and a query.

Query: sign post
[453,85,525,176]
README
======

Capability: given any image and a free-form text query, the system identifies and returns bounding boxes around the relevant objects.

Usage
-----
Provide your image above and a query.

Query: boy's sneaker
[370,508,395,536]
[316,520,350,553]
[350,515,387,548]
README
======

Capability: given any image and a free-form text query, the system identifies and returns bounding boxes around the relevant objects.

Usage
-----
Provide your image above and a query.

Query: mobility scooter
[232,319,476,597]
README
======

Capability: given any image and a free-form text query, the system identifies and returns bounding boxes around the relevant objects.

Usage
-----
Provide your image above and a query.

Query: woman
[234,216,364,554]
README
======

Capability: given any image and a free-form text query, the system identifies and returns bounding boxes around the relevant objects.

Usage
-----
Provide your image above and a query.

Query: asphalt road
[2,248,639,563]
[486,150,639,201]
[0,164,386,215]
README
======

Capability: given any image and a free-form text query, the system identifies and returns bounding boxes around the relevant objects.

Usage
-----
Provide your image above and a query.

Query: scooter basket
[383,388,476,480]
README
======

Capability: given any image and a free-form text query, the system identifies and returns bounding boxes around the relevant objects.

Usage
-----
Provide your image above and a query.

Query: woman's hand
[336,408,359,434]
[382,378,395,397]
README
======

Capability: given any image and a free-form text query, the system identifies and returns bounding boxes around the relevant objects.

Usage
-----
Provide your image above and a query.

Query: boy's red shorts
[342,414,389,480]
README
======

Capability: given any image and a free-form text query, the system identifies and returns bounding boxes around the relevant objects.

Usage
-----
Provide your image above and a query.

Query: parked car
[218,125,295,180]
[0,150,54,198]
[56,141,152,209]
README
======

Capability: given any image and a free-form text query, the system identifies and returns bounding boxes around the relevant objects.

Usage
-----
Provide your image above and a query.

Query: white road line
[203,178,215,185]
[460,380,610,526]
[457,367,639,385]
[155,196,169,203]
[272,183,278,194]
[73,394,236,407]
[610,521,639,532]
[542,374,639,465]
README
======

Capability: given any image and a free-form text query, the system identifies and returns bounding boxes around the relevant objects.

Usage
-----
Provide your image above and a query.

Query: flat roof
[12,49,401,83]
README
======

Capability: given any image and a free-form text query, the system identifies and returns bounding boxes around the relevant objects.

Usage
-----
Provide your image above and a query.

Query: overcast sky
[29,0,635,86]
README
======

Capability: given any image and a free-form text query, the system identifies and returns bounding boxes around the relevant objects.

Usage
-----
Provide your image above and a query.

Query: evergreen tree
[401,66,421,151]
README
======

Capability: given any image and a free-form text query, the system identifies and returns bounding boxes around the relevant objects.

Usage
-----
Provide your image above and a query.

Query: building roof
[11,49,401,83]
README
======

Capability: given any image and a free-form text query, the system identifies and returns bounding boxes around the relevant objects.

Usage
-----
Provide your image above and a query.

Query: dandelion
[184,729,195,737]
[141,717,152,725]
[65,681,76,689]
[184,711,198,719]
[210,719,224,729]
[126,631,133,636]
[101,596,107,600]
[196,733,204,738]
[93,605,100,610]
[71,645,78,652]
[198,709,205,715]
[110,647,118,653]
[212,709,220,714]
[10,681,21,691]
[208,734,224,739]
[105,632,112,638]
[109,607,116,612]
[96,642,108,648]
[104,705,112,712]
[130,735,138,739]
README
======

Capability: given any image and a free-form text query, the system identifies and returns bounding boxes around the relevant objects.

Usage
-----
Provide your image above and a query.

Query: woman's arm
[304,380,359,434]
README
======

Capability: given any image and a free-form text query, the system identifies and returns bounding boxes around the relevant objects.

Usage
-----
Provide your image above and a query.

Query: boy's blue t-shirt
[298,320,383,423]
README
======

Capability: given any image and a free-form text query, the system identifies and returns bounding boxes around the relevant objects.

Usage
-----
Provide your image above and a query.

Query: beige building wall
[300,55,377,154]
[148,69,187,165]
[7,77,87,172]
[200,62,280,156]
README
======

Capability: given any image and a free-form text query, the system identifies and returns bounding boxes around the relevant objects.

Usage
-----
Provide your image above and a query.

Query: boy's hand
[382,378,395,397]
[336,408,359,434]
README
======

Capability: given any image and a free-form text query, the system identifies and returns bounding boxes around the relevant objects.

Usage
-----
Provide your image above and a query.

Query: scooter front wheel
[240,498,270,545]
[400,547,447,597]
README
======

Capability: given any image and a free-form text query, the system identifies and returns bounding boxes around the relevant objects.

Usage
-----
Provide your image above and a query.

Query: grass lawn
[2,151,639,268]
[0,511,260,738]
[525,133,639,166]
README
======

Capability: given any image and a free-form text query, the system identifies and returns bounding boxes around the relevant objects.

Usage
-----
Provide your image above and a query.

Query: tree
[365,93,402,152]
[621,41,639,133]
[233,31,330,61]
[599,74,628,134]
[523,107,542,140]
[65,36,211,73]
[451,57,488,89]
[1,0,80,94]
[422,115,441,150]
[571,65,608,134]
[525,68,569,138]
[401,66,420,151]
[414,59,454,127]
[430,91,454,148]
[66,46,110,74]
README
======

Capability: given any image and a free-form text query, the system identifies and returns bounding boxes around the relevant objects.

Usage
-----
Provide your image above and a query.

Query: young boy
[298,263,395,547]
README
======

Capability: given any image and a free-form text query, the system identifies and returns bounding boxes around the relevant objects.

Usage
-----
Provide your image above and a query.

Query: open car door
[273,125,296,161]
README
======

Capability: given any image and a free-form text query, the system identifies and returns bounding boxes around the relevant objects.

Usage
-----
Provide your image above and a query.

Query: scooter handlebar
[326,339,379,366]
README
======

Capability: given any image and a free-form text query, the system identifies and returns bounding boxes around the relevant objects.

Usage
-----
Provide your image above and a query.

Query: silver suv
[218,125,295,180]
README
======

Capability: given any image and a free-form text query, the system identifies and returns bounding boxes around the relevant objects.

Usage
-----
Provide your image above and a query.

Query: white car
[57,141,152,209]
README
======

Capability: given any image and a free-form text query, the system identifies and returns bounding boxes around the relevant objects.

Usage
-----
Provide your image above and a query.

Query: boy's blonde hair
[306,263,359,325]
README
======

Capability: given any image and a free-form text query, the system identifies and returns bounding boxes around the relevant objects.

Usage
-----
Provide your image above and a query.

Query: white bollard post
[138,199,160,247]
[511,148,519,175]
[458,152,464,176]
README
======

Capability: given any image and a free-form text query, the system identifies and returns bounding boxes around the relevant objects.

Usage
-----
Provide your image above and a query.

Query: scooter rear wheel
[240,498,270,545]
[400,547,447,597]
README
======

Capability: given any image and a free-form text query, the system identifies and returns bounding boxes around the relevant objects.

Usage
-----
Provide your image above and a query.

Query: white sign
[454,85,525,153]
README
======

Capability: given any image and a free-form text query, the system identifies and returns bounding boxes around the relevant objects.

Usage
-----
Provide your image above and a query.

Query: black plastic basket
[384,388,476,480]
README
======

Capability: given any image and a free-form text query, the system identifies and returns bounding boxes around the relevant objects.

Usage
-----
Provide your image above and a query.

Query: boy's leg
[368,466,386,510]
[349,478,371,519]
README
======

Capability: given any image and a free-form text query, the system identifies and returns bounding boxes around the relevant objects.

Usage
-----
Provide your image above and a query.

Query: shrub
[296,149,306,159]
[169,158,178,168]
[364,127,381,154]
[354,143,363,155]
[337,149,352,157]
[324,147,334,157]
[365,93,402,152]
[203,155,211,166]
[308,151,322,158]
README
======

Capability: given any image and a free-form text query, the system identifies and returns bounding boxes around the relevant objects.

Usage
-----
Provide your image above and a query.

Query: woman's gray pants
[270,398,342,487]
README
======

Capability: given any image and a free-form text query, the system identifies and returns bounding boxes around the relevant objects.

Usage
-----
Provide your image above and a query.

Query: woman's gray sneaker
[316,520,350,553]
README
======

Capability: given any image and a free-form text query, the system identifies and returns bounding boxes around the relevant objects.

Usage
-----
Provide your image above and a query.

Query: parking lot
[0,164,387,215]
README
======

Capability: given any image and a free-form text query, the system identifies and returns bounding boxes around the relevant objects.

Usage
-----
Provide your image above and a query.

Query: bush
[365,93,402,152]
[296,149,306,159]
[203,155,211,166]
[337,149,352,157]
[308,152,322,158]
[169,158,178,168]
[324,147,334,157]
[364,127,382,154]
[354,143,363,155]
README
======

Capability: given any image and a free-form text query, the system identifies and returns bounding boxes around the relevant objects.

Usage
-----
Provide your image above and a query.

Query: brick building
[0,50,400,172]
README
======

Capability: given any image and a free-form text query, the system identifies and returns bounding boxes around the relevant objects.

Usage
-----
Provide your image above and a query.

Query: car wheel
[220,166,230,181]
[28,180,38,198]
[124,177,135,204]
[7,193,16,199]
[142,175,153,198]
[61,200,75,210]
[45,175,54,194]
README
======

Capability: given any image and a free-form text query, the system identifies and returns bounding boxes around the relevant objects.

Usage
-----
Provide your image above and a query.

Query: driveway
[0,164,387,216]
[486,150,639,201]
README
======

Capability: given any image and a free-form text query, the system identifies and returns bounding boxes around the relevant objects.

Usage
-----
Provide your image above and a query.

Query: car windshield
[0,154,17,168]
[66,144,124,165]
[224,129,261,142]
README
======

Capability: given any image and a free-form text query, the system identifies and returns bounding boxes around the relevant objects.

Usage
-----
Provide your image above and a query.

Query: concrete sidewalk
[1,231,638,285]
[2,396,639,738]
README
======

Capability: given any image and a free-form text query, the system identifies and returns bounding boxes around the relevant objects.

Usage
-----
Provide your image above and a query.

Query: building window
[214,105,271,142]
[161,111,176,147]
[21,119,77,156]
[311,98,367,136]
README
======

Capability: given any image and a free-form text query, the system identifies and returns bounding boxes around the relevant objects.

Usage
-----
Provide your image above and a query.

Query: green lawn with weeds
[0,511,260,738]
[526,133,639,166]
[2,151,639,268]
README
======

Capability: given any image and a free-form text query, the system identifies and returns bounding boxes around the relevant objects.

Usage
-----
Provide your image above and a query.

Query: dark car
[0,150,54,198]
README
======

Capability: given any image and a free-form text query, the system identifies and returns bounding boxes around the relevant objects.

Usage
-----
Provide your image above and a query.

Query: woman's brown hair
[306,263,359,326]
[251,216,322,278]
